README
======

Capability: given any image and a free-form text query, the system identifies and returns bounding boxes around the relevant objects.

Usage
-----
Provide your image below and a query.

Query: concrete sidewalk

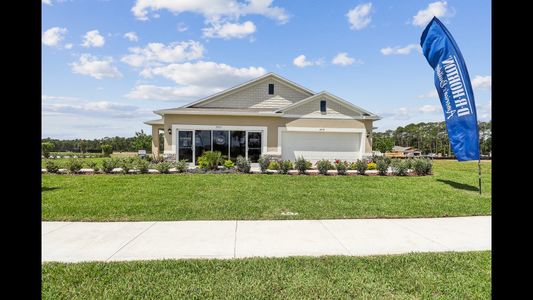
[42,216,491,262]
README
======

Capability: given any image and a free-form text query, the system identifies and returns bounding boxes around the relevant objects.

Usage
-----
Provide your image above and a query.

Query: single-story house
[145,73,380,165]
[385,146,422,158]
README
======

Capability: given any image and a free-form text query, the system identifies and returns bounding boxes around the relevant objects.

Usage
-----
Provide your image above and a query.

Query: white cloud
[332,52,362,66]
[177,23,188,32]
[471,75,491,90]
[70,54,122,79]
[122,41,205,67]
[418,90,439,99]
[42,27,67,47]
[412,1,450,27]
[131,0,289,23]
[394,107,412,120]
[293,54,323,68]
[124,32,139,42]
[346,3,372,30]
[126,85,222,102]
[203,21,256,39]
[64,43,73,49]
[380,44,421,55]
[81,30,105,48]
[42,0,52,5]
[42,95,78,101]
[419,104,441,113]
[141,61,266,88]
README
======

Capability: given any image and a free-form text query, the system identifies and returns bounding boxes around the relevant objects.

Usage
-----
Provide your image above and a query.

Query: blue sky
[42,0,491,139]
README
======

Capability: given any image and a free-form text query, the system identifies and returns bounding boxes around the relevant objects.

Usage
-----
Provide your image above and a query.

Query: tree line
[372,121,491,156]
[42,130,154,153]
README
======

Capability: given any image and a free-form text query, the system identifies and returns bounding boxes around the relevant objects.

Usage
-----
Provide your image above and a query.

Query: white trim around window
[275,126,366,158]
[170,124,268,162]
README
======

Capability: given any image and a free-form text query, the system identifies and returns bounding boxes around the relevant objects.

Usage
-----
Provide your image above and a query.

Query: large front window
[177,128,263,164]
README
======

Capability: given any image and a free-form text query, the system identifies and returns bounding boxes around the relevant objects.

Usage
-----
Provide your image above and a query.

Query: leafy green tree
[101,144,113,157]
[132,130,152,152]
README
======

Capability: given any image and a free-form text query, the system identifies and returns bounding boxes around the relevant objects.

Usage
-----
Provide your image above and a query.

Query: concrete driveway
[42,216,491,262]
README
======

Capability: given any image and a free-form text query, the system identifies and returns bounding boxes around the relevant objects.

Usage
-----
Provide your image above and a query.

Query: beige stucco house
[145,73,380,164]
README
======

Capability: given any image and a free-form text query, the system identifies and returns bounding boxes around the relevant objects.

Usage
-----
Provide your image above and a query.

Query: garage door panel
[281,131,361,162]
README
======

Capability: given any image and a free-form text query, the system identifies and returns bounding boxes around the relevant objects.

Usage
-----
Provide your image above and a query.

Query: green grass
[42,160,491,221]
[42,251,491,299]
[42,158,107,168]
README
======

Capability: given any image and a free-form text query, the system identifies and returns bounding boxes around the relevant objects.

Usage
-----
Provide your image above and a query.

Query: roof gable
[277,92,379,119]
[184,73,314,109]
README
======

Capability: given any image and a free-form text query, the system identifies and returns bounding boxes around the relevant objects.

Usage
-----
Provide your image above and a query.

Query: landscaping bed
[42,160,491,221]
[42,251,491,299]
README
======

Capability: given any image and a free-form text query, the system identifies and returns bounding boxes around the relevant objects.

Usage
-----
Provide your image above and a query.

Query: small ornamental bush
[316,159,333,175]
[101,144,113,157]
[355,159,368,175]
[258,155,272,173]
[391,159,409,176]
[197,151,223,170]
[41,142,54,158]
[223,159,235,170]
[67,159,83,174]
[120,158,134,174]
[102,159,117,173]
[86,161,99,172]
[175,160,189,173]
[268,160,279,171]
[136,159,150,174]
[335,161,347,175]
[279,160,293,174]
[376,157,390,176]
[404,158,413,170]
[413,158,433,176]
[236,156,251,173]
[155,161,172,174]
[367,162,377,170]
[45,160,60,173]
[348,162,358,170]
[294,156,310,174]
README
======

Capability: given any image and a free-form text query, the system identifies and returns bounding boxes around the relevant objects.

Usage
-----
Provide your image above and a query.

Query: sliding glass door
[178,129,262,164]
[178,131,193,162]
[247,131,262,163]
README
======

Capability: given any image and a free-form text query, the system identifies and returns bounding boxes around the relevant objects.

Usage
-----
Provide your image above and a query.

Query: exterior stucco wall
[195,78,311,109]
[162,114,374,154]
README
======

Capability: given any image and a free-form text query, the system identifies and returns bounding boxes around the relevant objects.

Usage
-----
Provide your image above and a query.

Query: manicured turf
[42,251,491,299]
[41,160,491,221]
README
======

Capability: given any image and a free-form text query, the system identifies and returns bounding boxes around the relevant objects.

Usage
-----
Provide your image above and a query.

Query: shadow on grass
[437,179,478,192]
[42,187,60,192]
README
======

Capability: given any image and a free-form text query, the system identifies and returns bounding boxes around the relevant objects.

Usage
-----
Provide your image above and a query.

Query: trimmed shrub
[355,159,368,175]
[391,159,409,176]
[101,159,117,174]
[236,156,251,173]
[348,162,358,170]
[223,159,235,170]
[294,156,310,174]
[101,144,113,157]
[86,161,99,172]
[335,161,347,175]
[316,159,333,175]
[375,157,390,176]
[257,155,272,173]
[120,158,133,174]
[268,160,279,171]
[279,160,293,174]
[367,162,377,170]
[67,159,83,174]
[45,160,60,173]
[413,158,433,176]
[42,142,54,158]
[155,161,172,174]
[197,151,223,170]
[404,158,413,170]
[175,160,188,173]
[136,159,150,174]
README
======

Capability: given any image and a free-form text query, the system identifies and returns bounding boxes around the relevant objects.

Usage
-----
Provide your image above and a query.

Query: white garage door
[281,131,362,162]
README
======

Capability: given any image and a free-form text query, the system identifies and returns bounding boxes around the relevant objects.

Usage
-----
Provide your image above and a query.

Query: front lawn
[42,251,491,299]
[41,160,491,221]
